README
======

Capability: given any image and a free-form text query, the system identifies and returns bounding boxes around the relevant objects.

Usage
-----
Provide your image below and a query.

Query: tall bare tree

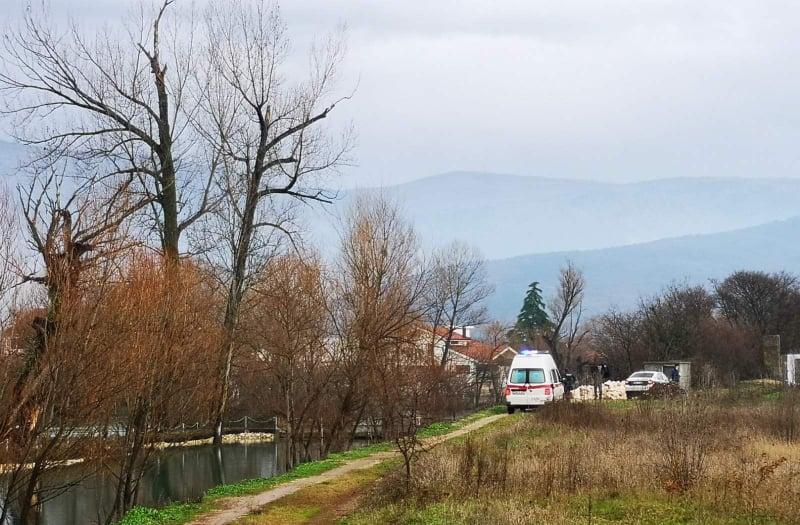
[640,283,715,362]
[193,0,352,443]
[426,241,493,367]
[0,1,214,260]
[714,270,800,350]
[543,261,586,369]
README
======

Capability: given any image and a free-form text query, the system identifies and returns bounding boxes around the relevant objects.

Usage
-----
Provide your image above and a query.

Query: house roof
[432,326,470,341]
[422,324,516,364]
[453,342,516,363]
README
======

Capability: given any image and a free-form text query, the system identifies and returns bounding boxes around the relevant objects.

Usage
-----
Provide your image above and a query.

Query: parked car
[625,371,669,398]
[504,350,564,413]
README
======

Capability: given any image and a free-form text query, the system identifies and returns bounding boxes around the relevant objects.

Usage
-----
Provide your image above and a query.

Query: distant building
[427,325,517,383]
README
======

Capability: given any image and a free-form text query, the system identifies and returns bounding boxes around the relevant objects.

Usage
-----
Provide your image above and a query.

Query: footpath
[188,414,506,525]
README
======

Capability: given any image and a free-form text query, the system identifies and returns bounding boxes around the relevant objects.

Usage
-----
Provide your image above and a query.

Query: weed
[355,396,800,524]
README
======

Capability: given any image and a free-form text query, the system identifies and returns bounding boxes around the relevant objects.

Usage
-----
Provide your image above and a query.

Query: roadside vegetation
[346,388,800,525]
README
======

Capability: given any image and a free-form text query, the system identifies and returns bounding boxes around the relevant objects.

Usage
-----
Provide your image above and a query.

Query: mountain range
[311,171,800,259]
[485,217,800,320]
[313,171,800,319]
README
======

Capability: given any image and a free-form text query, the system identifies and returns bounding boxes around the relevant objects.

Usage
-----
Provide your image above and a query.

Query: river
[2,440,287,525]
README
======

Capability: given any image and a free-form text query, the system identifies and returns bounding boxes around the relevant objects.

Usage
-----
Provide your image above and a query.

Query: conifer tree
[514,281,550,345]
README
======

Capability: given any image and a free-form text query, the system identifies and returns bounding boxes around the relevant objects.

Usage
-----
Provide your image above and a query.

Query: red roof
[455,341,515,362]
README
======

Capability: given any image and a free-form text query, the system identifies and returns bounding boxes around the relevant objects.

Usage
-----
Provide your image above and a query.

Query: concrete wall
[787,354,800,385]
[643,361,691,390]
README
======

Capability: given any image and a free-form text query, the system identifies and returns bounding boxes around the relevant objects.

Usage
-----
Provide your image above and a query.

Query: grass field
[344,387,800,525]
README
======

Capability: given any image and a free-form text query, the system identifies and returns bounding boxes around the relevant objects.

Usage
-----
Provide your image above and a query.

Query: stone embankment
[1,432,274,473]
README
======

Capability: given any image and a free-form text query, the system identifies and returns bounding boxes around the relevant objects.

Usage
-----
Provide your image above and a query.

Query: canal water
[2,441,287,525]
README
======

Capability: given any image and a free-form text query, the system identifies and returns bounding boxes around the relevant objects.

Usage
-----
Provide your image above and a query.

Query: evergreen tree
[514,281,550,345]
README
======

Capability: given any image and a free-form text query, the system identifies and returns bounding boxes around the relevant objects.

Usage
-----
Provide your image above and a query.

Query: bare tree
[193,0,352,444]
[543,261,586,369]
[0,156,145,523]
[592,309,643,376]
[327,196,427,451]
[0,185,18,309]
[0,1,214,260]
[391,365,441,493]
[90,255,219,523]
[714,270,800,350]
[639,283,715,362]
[426,241,493,367]
[240,255,332,470]
[0,186,24,524]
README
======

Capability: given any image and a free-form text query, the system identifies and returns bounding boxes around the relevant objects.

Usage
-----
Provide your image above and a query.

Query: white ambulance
[504,350,564,413]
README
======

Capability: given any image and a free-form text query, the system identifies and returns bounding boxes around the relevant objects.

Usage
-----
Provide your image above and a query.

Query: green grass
[115,407,502,525]
[342,493,786,525]
[575,492,782,525]
[116,502,211,525]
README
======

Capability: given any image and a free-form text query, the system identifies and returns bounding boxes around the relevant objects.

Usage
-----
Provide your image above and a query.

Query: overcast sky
[7,0,800,187]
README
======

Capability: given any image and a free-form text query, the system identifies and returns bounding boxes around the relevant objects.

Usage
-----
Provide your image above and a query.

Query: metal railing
[222,416,278,434]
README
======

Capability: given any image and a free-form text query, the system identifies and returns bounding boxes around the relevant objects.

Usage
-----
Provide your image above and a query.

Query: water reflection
[3,441,285,525]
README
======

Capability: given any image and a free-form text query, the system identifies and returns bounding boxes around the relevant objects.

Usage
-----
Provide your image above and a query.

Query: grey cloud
[4,0,800,186]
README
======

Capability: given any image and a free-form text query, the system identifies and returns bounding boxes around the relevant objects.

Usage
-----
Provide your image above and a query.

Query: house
[426,325,517,384]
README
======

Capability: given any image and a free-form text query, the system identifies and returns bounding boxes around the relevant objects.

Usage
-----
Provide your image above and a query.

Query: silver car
[625,371,669,398]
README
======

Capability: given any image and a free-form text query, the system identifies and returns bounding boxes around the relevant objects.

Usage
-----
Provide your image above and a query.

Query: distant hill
[4,140,800,316]
[308,171,800,259]
[4,140,800,260]
[485,217,800,321]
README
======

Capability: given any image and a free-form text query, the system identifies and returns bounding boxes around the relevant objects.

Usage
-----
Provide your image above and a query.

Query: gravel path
[188,414,506,525]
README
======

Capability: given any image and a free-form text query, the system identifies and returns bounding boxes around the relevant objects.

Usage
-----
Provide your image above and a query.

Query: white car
[504,350,565,413]
[624,371,670,398]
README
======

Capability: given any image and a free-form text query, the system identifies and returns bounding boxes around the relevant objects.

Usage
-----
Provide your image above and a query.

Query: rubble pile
[570,380,627,402]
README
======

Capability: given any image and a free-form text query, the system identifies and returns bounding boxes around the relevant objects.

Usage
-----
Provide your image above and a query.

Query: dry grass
[347,388,800,524]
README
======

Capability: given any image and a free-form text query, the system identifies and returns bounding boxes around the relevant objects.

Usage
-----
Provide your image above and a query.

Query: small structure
[643,360,691,390]
[786,354,800,386]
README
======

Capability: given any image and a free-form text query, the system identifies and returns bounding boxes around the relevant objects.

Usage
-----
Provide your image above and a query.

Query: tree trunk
[212,336,236,446]
[160,164,180,263]
[150,33,181,264]
[212,173,261,444]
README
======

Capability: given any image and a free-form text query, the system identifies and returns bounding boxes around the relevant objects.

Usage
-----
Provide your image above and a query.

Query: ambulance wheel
[507,405,515,414]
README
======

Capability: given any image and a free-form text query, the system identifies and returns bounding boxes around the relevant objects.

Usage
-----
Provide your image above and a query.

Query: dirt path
[188,414,505,525]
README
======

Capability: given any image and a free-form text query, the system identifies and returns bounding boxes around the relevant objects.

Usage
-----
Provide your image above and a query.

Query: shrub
[642,382,685,400]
